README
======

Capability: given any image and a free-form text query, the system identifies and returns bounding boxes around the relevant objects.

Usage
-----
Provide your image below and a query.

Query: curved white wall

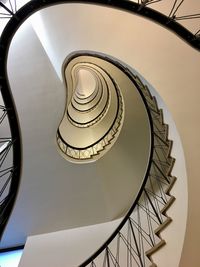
[30,6,189,267]
[2,2,199,266]
[139,75,188,267]
[16,4,189,262]
[19,219,122,267]
[18,63,188,267]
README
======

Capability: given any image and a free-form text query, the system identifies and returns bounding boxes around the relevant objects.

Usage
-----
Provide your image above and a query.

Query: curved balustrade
[77,64,176,266]
[0,0,200,50]
[0,0,199,266]
[57,56,124,162]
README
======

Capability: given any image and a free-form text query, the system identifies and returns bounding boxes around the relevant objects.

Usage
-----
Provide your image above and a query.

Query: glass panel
[0,249,23,267]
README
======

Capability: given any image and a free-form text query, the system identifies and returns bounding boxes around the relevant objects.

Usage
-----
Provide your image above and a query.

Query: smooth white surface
[75,69,96,97]
[19,220,121,267]
[1,2,199,266]
[18,65,188,267]
[1,8,150,248]
[138,74,188,267]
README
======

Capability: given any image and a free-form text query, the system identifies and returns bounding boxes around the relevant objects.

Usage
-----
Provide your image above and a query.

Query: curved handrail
[0,0,198,264]
[0,0,200,51]
[61,51,155,265]
[77,53,174,266]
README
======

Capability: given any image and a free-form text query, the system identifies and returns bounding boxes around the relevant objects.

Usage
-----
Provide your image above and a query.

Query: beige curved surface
[0,10,151,249]
[0,1,198,266]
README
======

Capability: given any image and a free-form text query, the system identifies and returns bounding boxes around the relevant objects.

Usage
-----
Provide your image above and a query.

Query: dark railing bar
[119,233,141,267]
[146,0,162,6]
[130,217,154,247]
[143,199,156,246]
[138,210,146,267]
[0,2,14,15]
[153,159,170,169]
[14,0,17,13]
[176,15,200,20]
[148,182,167,205]
[0,174,12,197]
[106,247,110,267]
[153,192,163,222]
[107,247,119,266]
[154,146,169,162]
[149,173,169,186]
[169,0,184,18]
[154,148,169,165]
[144,189,162,225]
[127,223,132,266]
[0,13,12,16]
[121,231,140,258]
[153,158,171,176]
[137,203,160,224]
[0,16,12,19]
[154,132,168,147]
[144,193,156,245]
[152,160,170,184]
[155,144,170,164]
[0,150,12,169]
[0,140,12,145]
[0,111,7,124]
[8,0,14,13]
[169,0,178,18]
[175,13,200,19]
[129,218,144,267]
[0,169,13,179]
[195,29,200,36]
[136,205,143,263]
[150,176,168,203]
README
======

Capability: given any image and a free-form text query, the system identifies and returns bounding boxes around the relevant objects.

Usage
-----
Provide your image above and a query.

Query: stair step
[154,137,172,158]
[146,97,160,114]
[151,109,164,125]
[152,158,175,176]
[154,123,169,142]
[155,217,172,235]
[146,239,166,257]
[141,85,153,100]
[161,196,176,214]
[165,176,177,194]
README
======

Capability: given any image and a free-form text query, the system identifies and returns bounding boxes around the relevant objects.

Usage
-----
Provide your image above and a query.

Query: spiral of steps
[57,56,124,163]
[1,0,195,266]
[70,60,176,267]
[0,48,176,266]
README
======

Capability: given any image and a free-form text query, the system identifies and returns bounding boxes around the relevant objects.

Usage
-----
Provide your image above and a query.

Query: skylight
[0,249,23,267]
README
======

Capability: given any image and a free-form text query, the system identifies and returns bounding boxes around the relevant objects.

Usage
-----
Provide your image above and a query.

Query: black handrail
[0,0,198,264]
[0,0,200,51]
[76,52,155,267]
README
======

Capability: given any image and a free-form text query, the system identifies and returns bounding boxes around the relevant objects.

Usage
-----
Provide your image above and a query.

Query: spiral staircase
[0,1,200,267]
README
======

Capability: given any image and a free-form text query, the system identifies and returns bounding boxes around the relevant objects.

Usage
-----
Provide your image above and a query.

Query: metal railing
[77,57,176,267]
[0,0,199,264]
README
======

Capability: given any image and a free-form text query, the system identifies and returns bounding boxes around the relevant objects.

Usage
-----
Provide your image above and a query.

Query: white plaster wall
[18,66,187,267]
[2,2,197,266]
[19,219,121,267]
[138,75,188,267]
[29,5,189,266]
[1,3,151,249]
